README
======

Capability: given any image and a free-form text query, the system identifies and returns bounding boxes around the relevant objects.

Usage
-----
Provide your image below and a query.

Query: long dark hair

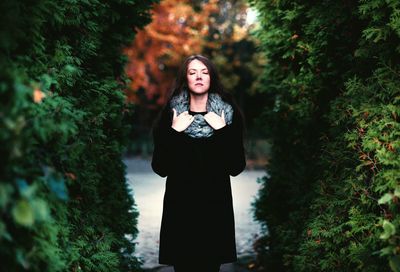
[153,54,246,134]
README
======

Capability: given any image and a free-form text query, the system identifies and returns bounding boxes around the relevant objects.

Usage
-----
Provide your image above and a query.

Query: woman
[151,54,246,272]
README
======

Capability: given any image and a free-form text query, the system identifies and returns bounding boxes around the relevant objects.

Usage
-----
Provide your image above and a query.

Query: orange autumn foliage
[33,87,46,103]
[124,0,219,106]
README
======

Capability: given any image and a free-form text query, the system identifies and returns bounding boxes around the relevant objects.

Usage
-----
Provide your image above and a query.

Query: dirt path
[124,157,264,272]
[144,262,251,272]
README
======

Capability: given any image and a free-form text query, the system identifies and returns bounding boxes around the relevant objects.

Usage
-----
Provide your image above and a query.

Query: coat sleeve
[151,106,186,177]
[212,109,247,176]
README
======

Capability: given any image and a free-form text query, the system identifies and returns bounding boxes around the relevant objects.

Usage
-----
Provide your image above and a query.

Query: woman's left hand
[204,110,226,130]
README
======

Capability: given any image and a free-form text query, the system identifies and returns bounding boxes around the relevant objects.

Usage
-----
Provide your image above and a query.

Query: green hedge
[0,0,157,271]
[249,0,400,271]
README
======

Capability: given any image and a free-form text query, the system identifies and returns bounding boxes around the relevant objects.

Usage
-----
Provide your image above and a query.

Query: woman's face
[186,59,210,95]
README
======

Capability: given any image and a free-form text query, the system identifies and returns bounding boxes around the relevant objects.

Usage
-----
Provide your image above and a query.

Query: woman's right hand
[171,108,194,132]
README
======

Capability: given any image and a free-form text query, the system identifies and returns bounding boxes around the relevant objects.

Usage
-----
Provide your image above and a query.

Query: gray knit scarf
[169,89,233,138]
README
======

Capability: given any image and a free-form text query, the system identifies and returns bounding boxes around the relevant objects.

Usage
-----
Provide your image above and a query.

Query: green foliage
[249,0,400,271]
[0,0,157,271]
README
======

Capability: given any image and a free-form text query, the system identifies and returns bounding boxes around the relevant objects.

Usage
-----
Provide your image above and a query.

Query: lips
[195,83,203,86]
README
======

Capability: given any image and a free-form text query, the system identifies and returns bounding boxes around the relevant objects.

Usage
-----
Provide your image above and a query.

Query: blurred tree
[124,0,267,159]
[203,0,266,131]
[124,0,217,107]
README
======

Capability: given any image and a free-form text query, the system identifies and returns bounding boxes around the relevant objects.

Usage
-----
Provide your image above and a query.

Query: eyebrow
[188,68,208,72]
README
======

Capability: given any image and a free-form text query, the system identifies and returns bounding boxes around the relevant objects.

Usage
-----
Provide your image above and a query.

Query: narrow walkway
[146,263,251,271]
[124,157,264,272]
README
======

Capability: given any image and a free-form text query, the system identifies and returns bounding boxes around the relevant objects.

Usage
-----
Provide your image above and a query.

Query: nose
[196,73,202,80]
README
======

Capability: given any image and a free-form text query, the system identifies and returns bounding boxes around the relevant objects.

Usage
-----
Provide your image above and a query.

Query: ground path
[124,157,265,272]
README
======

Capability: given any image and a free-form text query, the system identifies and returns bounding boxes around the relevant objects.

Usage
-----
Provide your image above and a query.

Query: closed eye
[188,69,209,75]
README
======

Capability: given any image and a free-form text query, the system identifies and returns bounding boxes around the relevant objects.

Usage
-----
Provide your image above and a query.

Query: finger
[172,108,177,119]
[185,116,194,126]
[221,110,225,122]
[204,112,212,119]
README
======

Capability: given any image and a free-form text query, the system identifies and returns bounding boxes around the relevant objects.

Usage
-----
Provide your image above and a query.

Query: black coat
[151,104,246,265]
